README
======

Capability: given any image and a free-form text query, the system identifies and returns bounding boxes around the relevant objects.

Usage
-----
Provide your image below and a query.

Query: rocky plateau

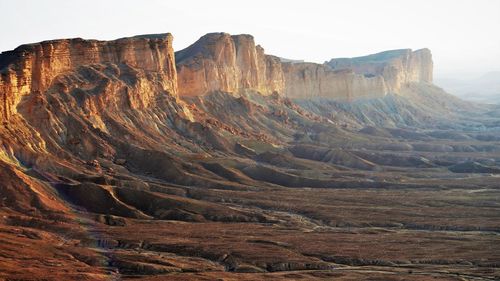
[0,32,499,281]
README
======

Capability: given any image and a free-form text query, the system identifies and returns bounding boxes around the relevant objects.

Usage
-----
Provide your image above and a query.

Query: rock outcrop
[281,62,387,100]
[1,32,499,281]
[0,34,177,121]
[175,33,284,96]
[175,34,432,100]
[326,48,433,93]
[0,32,438,169]
[0,33,201,171]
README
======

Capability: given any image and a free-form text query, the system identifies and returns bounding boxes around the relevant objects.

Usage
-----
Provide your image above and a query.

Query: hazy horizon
[1,0,499,80]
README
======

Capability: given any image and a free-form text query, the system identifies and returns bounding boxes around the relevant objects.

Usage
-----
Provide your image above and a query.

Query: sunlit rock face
[326,48,433,94]
[175,33,285,96]
[175,33,432,101]
[176,33,386,100]
[281,62,388,100]
[0,34,178,121]
[1,32,499,281]
[0,33,196,167]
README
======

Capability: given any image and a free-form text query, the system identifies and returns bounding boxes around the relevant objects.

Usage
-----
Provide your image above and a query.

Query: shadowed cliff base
[0,32,499,281]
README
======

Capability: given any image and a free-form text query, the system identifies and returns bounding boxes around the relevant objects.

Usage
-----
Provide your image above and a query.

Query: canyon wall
[0,32,435,123]
[175,33,434,100]
[281,63,387,100]
[0,34,177,120]
[326,48,433,93]
[175,33,285,96]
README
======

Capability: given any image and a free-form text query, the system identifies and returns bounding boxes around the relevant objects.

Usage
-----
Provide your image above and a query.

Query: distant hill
[435,71,500,104]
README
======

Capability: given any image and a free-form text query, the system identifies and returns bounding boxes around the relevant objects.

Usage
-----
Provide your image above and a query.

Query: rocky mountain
[1,33,499,281]
[176,33,285,96]
[326,48,433,93]
[0,34,178,120]
[176,33,434,101]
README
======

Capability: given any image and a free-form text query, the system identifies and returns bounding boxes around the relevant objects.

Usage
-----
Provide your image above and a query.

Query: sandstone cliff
[175,34,433,100]
[0,34,204,170]
[175,33,284,96]
[281,62,387,100]
[326,48,433,93]
[0,32,498,281]
[0,34,178,121]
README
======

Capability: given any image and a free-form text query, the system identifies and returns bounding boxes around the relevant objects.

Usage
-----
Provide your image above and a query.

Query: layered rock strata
[326,48,433,93]
[1,32,434,121]
[0,34,177,121]
[175,33,432,100]
[281,62,387,100]
[175,33,285,96]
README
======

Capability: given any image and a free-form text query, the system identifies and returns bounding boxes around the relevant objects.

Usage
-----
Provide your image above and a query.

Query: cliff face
[282,63,387,100]
[326,48,433,93]
[0,34,178,120]
[0,33,435,127]
[175,33,284,96]
[175,34,432,100]
[0,34,203,170]
[1,33,498,281]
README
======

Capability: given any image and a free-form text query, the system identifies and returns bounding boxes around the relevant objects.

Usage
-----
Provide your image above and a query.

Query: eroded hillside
[0,33,499,281]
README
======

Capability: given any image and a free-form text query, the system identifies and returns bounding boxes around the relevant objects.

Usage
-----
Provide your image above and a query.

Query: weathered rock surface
[175,33,432,100]
[175,33,285,96]
[0,32,499,281]
[0,34,178,121]
[326,48,433,93]
[0,33,201,173]
[281,63,387,100]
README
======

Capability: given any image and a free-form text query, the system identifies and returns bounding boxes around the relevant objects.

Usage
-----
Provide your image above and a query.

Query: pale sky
[0,0,499,78]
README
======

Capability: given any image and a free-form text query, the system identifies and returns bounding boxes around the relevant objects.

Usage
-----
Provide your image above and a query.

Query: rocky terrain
[0,32,499,281]
[176,33,432,100]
